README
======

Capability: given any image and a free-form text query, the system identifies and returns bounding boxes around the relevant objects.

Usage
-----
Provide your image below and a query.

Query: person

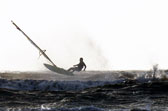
[68,57,86,72]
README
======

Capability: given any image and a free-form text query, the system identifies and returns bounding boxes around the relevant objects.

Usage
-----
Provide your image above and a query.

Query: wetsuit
[76,61,86,71]
[68,61,86,72]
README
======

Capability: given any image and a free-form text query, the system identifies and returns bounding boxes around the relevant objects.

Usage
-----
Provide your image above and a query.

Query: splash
[85,37,109,70]
[64,31,110,70]
[152,64,158,78]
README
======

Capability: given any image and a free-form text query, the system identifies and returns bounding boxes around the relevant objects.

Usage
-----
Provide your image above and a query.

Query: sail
[11,21,56,67]
[11,21,73,75]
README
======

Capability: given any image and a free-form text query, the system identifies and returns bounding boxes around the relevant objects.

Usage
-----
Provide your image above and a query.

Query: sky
[0,0,168,71]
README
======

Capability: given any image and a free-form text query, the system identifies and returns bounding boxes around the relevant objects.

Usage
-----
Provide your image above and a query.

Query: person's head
[79,57,83,62]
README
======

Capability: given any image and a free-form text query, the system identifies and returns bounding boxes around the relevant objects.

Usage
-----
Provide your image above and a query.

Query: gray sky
[0,0,168,71]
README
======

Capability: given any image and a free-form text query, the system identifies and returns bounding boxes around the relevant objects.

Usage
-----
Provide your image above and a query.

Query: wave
[1,80,168,110]
[0,78,166,92]
[0,79,124,91]
[0,70,168,110]
[0,70,167,91]
[1,106,105,111]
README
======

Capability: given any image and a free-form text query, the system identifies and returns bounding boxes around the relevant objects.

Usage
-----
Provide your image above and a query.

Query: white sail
[11,21,72,75]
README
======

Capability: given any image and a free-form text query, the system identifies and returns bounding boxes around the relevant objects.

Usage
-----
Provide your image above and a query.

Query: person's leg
[68,67,75,72]
[68,67,80,72]
[68,67,73,71]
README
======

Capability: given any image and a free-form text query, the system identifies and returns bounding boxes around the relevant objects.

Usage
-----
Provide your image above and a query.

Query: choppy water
[0,70,168,111]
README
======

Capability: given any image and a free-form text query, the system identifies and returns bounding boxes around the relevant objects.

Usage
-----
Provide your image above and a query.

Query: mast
[11,21,57,67]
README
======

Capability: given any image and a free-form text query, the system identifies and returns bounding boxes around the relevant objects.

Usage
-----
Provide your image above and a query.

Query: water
[0,70,168,111]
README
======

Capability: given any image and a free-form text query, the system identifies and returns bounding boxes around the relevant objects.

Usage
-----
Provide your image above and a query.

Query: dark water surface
[0,70,167,111]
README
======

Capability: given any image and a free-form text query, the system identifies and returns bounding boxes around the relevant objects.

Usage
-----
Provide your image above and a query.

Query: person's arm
[83,63,86,71]
[73,64,79,67]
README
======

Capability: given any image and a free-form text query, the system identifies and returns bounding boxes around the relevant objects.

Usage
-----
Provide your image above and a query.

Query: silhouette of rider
[68,57,86,72]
